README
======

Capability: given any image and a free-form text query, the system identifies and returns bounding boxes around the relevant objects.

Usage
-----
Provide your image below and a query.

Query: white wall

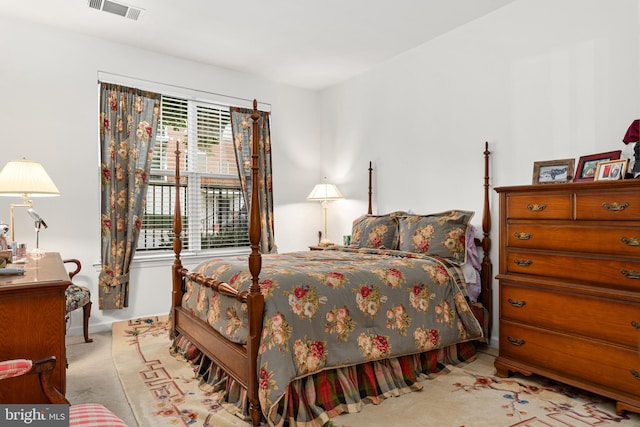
[319,0,640,347]
[0,15,322,335]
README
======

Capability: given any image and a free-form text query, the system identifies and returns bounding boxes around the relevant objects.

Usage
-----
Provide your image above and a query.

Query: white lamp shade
[307,183,343,200]
[0,159,60,197]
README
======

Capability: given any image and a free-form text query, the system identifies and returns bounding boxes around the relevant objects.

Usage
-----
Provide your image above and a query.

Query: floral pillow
[398,210,475,262]
[350,214,401,249]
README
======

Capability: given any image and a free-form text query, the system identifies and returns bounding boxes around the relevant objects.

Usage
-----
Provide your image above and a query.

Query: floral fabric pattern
[229,106,276,254]
[98,83,160,309]
[398,210,474,263]
[350,215,400,249]
[180,247,483,419]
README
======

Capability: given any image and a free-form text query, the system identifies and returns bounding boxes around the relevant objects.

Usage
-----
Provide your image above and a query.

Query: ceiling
[1,0,515,90]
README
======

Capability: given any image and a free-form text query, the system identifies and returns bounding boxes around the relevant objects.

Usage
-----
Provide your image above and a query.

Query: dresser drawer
[506,193,571,219]
[576,190,640,221]
[499,321,640,398]
[506,250,640,291]
[500,283,640,348]
[506,223,640,256]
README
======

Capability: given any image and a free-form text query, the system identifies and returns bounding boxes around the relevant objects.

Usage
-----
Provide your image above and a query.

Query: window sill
[92,248,251,271]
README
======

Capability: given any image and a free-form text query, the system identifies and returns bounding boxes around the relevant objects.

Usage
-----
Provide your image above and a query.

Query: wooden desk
[0,252,70,403]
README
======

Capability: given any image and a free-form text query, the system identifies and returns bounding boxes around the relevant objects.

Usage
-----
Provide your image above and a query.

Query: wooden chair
[0,357,126,426]
[63,259,93,343]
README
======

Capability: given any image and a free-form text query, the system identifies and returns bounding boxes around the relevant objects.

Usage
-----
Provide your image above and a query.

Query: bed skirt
[170,334,478,427]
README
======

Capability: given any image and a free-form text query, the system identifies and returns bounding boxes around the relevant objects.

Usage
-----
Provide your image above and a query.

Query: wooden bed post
[480,141,492,340]
[368,161,373,215]
[171,142,184,339]
[247,100,265,426]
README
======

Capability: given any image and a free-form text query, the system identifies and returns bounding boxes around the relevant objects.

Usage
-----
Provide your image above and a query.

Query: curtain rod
[97,70,271,111]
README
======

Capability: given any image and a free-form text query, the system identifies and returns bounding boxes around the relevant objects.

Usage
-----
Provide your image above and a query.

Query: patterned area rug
[112,316,640,427]
[112,315,247,427]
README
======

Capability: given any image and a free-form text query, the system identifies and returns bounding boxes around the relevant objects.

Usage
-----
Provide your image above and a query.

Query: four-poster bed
[170,101,493,426]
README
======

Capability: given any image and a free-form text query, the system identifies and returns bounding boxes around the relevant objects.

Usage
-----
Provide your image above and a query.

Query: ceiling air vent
[88,0,144,21]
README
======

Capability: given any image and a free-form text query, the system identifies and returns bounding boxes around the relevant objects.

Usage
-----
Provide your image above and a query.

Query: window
[138,95,249,252]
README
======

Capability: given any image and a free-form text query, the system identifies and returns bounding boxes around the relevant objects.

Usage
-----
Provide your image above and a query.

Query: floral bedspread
[182,248,483,419]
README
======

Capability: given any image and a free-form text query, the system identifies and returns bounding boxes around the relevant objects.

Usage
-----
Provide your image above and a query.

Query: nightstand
[309,245,343,251]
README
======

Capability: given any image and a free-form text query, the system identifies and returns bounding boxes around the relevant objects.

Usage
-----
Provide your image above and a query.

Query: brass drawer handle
[514,232,533,240]
[632,370,640,380]
[602,202,629,211]
[621,237,640,246]
[508,298,526,308]
[632,320,640,330]
[514,259,532,267]
[507,336,526,346]
[526,204,546,212]
[621,269,640,279]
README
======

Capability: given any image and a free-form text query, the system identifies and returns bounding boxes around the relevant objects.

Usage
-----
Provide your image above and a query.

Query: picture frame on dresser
[594,159,628,181]
[574,150,622,182]
[532,158,575,184]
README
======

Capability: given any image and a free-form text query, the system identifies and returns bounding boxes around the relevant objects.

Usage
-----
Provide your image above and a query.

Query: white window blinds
[138,95,249,252]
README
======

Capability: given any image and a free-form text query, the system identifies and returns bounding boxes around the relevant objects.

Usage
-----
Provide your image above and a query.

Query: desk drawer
[506,193,571,220]
[506,250,640,291]
[576,190,640,221]
[500,283,640,347]
[499,321,640,398]
[506,223,640,256]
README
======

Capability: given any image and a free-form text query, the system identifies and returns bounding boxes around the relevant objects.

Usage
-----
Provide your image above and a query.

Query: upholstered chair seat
[0,357,126,427]
[65,284,92,313]
[63,259,93,343]
[69,403,127,427]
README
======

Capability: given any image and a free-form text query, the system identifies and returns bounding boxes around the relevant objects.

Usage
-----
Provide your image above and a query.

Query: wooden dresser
[494,180,640,415]
[0,252,70,403]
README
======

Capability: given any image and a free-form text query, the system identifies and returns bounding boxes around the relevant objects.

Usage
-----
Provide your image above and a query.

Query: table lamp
[307,178,343,246]
[0,159,60,243]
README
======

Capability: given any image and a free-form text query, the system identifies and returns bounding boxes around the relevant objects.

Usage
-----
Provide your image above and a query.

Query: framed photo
[594,159,628,181]
[574,150,622,182]
[532,159,575,184]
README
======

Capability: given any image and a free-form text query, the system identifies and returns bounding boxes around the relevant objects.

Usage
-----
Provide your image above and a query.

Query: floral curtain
[230,107,277,253]
[98,83,161,309]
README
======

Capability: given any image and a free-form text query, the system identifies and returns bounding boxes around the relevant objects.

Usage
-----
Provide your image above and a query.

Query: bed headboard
[362,143,492,336]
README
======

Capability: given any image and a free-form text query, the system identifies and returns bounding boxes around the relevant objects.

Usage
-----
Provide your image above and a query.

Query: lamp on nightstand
[307,177,343,246]
[0,159,60,243]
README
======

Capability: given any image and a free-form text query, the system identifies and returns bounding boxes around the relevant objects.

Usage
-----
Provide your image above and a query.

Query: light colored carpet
[66,330,138,426]
[101,315,640,427]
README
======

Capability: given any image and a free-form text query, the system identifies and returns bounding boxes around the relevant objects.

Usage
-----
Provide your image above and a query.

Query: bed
[169,101,493,427]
